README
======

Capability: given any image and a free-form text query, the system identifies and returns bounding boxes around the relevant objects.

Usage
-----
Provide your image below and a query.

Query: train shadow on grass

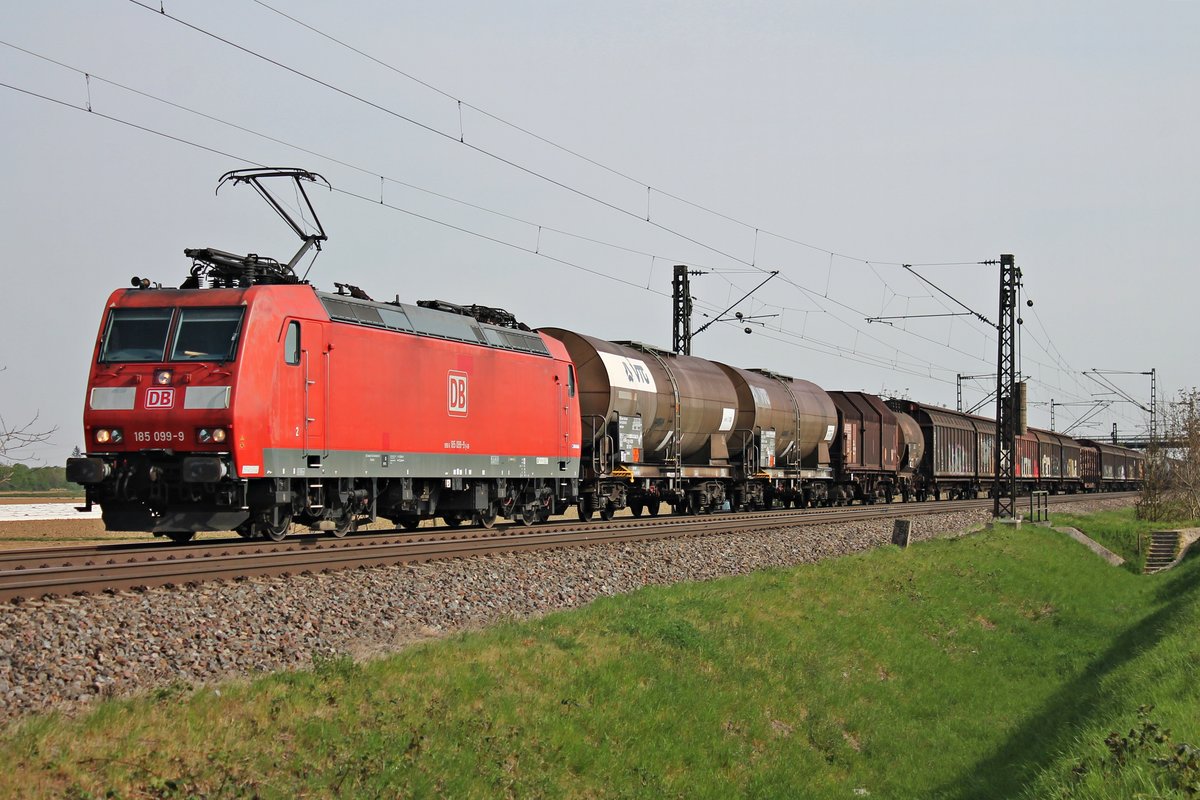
[932,552,1200,799]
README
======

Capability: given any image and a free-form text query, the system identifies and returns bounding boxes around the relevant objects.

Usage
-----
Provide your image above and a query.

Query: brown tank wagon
[720,366,837,508]
[539,329,839,516]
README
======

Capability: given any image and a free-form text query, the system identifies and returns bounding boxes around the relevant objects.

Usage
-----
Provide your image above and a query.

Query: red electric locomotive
[68,170,581,541]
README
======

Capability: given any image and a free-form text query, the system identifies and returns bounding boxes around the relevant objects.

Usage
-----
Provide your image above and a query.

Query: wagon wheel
[165,531,195,544]
[577,494,595,522]
[235,522,257,540]
[646,501,660,517]
[475,508,497,529]
[400,517,421,531]
[260,513,292,543]
[599,500,615,522]
[331,511,355,538]
[518,508,539,527]
[630,501,644,518]
[443,515,465,528]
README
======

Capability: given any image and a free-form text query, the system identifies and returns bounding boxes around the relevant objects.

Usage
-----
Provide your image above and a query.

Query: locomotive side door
[302,323,329,462]
[558,364,578,468]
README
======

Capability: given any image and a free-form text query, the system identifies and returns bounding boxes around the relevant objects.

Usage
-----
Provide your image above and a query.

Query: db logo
[145,388,175,409]
[447,371,468,417]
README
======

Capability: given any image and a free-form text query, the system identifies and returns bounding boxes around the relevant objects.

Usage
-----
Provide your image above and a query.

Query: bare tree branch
[1142,388,1200,520]
[0,364,59,484]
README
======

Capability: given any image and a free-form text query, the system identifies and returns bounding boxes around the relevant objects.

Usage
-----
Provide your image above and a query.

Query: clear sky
[2,1,1196,466]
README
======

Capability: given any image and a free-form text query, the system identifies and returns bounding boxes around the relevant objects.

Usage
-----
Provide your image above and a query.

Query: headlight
[94,428,123,444]
[197,427,228,444]
[154,369,173,385]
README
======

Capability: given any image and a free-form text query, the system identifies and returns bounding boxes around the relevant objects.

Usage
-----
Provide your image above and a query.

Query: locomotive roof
[316,291,551,357]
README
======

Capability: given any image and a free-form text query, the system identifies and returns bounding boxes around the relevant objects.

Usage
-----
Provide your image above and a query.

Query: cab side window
[567,365,577,398]
[285,321,301,365]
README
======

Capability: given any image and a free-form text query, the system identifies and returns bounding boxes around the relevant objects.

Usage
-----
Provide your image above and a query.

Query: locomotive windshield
[170,307,244,361]
[99,308,173,362]
[99,306,245,363]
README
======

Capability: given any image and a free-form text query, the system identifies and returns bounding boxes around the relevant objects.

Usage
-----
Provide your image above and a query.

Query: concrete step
[1144,531,1182,574]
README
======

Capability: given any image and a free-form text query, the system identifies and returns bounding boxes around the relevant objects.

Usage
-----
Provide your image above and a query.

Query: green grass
[1051,506,1200,573]
[2,516,1199,798]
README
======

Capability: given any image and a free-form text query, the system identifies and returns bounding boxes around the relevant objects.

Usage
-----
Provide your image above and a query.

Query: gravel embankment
[0,499,1133,726]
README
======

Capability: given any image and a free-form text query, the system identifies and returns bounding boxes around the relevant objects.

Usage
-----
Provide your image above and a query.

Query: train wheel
[518,510,538,527]
[443,515,464,528]
[630,502,644,517]
[235,523,257,540]
[261,515,292,543]
[165,531,195,544]
[647,501,660,517]
[401,518,421,531]
[476,507,497,529]
[577,495,595,522]
[331,513,355,538]
[599,499,615,521]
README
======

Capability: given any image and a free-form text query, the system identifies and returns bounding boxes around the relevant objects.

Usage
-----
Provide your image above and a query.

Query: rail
[0,492,1137,603]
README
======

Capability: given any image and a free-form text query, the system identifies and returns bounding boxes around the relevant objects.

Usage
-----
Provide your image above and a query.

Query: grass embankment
[1052,506,1200,574]
[2,516,1199,798]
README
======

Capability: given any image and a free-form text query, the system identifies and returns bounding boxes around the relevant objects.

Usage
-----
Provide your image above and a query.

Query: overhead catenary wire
[0,75,973,383]
[124,0,754,269]
[127,2,1023,390]
[0,38,988,381]
[0,93,992,391]
[124,0,1001,353]
[248,0,914,270]
[2,18,1123,424]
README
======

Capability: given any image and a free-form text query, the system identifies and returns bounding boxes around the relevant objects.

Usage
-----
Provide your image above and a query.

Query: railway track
[0,492,1134,603]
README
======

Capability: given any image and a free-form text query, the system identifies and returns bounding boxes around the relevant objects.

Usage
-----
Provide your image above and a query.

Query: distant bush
[0,463,72,492]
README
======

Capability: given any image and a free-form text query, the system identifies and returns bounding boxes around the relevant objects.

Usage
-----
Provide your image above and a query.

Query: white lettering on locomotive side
[598,352,658,393]
[145,387,175,409]
[448,370,468,417]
